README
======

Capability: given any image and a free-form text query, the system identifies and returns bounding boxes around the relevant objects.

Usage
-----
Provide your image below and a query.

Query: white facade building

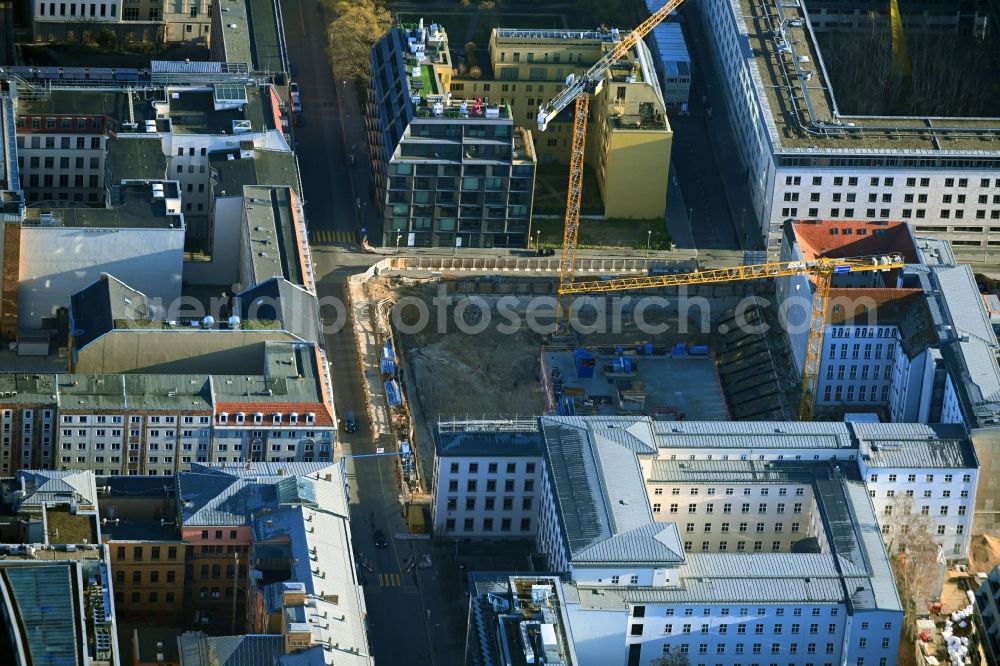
[431,420,543,538]
[856,423,979,558]
[695,0,1000,266]
[459,416,906,666]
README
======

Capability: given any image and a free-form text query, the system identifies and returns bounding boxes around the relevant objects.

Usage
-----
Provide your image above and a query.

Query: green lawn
[532,217,671,251]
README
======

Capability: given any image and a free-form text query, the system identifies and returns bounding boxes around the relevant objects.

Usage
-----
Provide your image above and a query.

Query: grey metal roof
[648,458,826,484]
[681,552,869,579]
[435,422,543,457]
[17,469,97,508]
[571,523,684,565]
[652,420,854,449]
[235,278,320,344]
[177,463,339,526]
[853,422,978,469]
[105,136,168,184]
[902,263,1000,427]
[540,417,665,562]
[70,274,151,351]
[572,576,847,608]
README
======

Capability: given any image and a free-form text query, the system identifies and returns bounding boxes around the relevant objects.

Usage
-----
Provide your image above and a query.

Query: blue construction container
[612,357,634,373]
[688,344,710,356]
[559,396,576,416]
[382,341,396,364]
[380,357,397,376]
[384,380,403,407]
[574,348,596,379]
[671,343,687,357]
[644,342,654,355]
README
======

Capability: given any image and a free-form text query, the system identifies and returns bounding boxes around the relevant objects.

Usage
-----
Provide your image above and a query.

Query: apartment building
[368,21,537,248]
[453,416,904,666]
[694,0,1000,263]
[431,420,544,537]
[176,462,372,661]
[0,340,336,477]
[451,26,671,220]
[100,476,186,625]
[31,0,214,43]
[975,564,1000,662]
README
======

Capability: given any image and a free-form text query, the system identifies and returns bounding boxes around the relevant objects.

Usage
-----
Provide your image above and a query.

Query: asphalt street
[281,1,447,663]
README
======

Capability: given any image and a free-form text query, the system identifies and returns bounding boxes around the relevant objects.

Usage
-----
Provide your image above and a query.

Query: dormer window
[289,412,299,425]
[219,412,228,423]
[236,412,246,424]
[253,412,263,424]
[305,412,315,424]
[272,413,282,424]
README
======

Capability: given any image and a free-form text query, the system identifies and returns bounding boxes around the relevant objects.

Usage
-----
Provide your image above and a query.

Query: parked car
[373,529,389,549]
[343,411,358,433]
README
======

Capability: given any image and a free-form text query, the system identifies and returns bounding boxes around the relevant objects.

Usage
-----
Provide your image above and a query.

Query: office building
[31,0,215,44]
[451,25,671,220]
[431,419,544,537]
[695,0,1000,264]
[454,416,906,666]
[368,21,537,248]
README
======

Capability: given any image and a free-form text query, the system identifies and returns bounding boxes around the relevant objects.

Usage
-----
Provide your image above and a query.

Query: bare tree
[324,0,392,83]
[650,654,691,666]
[887,496,941,639]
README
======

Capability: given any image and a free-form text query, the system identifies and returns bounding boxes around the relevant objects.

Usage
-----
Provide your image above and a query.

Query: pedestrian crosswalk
[310,230,357,244]
[378,573,402,587]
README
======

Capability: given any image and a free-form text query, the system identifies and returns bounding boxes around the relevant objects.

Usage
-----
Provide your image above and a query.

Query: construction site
[366,272,802,435]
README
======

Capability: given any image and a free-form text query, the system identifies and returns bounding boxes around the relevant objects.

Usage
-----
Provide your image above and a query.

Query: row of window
[63,414,210,424]
[658,641,890,661]
[448,460,537,474]
[656,622,855,636]
[654,503,805,515]
[443,516,531,531]
[652,487,806,497]
[781,207,1000,221]
[785,174,999,189]
[446,496,532,511]
[824,364,893,381]
[869,473,971,483]
[827,343,896,359]
[822,384,890,403]
[679,522,803,533]
[447,478,534,493]
[22,155,101,170]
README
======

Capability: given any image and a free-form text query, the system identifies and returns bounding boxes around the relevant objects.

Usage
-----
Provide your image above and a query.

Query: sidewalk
[680,10,762,251]
[335,78,381,243]
[347,281,392,438]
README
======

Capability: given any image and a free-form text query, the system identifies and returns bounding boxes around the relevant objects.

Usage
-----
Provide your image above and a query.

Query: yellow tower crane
[535,0,687,294]
[559,255,905,420]
[536,4,907,418]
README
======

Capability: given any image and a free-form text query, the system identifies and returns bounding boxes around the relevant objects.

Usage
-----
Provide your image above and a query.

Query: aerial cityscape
[0,0,998,664]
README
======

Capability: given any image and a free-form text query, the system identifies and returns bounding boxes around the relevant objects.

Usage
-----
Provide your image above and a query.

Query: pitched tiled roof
[214,402,334,426]
[792,220,919,263]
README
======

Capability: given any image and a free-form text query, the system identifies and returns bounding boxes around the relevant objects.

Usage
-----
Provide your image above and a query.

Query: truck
[407,504,427,534]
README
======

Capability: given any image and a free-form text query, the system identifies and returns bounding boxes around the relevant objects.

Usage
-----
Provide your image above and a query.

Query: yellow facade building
[448,28,672,220]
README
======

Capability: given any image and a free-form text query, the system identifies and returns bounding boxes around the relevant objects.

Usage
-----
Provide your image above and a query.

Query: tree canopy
[325,0,392,82]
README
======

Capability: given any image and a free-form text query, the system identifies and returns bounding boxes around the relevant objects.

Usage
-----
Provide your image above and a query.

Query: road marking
[379,573,402,587]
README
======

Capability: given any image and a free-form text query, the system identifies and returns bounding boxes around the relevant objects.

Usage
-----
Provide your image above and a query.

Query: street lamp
[231,551,239,634]
[396,233,402,255]
[647,229,652,252]
[535,229,541,253]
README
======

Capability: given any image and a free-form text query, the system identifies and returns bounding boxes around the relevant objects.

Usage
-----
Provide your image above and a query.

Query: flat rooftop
[739,0,1000,151]
[211,148,301,197]
[243,185,304,286]
[22,182,182,229]
[541,347,730,420]
[162,86,266,135]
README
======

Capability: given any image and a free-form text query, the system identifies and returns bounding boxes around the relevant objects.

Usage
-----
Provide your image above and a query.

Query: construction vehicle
[560,255,905,420]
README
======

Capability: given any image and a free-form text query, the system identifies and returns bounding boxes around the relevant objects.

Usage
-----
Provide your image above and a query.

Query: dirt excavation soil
[969,534,1000,574]
[378,280,548,421]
